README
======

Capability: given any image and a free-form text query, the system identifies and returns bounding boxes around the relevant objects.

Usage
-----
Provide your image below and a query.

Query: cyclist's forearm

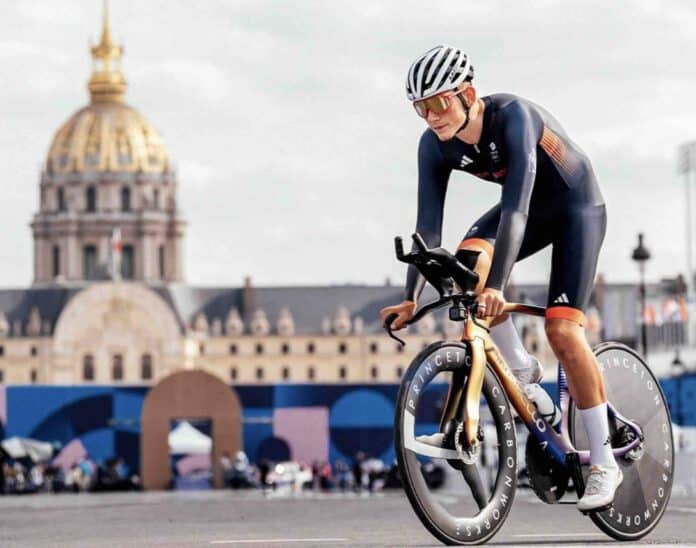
[486,209,527,290]
[404,264,426,302]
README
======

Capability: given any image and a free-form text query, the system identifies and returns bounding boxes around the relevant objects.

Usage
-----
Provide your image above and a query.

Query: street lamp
[631,233,651,356]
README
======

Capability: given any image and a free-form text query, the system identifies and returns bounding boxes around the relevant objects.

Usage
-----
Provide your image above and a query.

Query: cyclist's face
[423,89,468,141]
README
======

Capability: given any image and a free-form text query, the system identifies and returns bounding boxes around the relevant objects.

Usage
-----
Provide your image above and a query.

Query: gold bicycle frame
[440,303,547,448]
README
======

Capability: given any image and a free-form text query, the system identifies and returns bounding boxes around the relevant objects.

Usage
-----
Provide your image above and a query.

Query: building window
[0,345,4,357]
[256,367,264,380]
[83,355,94,381]
[153,188,160,209]
[86,186,97,212]
[30,346,37,357]
[121,186,131,212]
[158,245,165,279]
[339,366,347,380]
[52,246,60,278]
[229,344,237,355]
[396,367,404,378]
[112,354,123,381]
[230,367,237,381]
[307,342,315,354]
[308,366,315,381]
[281,343,290,355]
[282,367,290,380]
[338,342,347,354]
[57,187,66,211]
[30,369,37,383]
[121,245,134,280]
[83,245,98,280]
[369,342,379,354]
[0,370,4,383]
[255,343,264,355]
[370,366,378,379]
[141,354,152,380]
[199,343,205,355]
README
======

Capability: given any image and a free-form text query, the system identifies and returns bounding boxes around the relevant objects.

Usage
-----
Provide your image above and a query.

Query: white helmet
[405,45,473,102]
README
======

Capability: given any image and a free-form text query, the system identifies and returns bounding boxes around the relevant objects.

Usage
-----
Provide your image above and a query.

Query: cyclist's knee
[545,317,584,358]
[457,238,493,293]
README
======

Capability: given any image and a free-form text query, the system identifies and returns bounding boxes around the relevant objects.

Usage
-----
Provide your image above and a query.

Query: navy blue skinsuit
[404,93,606,320]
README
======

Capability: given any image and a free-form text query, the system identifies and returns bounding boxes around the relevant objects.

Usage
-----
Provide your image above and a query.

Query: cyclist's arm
[485,102,541,291]
[404,130,450,302]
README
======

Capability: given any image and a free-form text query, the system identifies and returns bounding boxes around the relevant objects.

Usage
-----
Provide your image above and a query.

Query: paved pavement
[1,488,695,547]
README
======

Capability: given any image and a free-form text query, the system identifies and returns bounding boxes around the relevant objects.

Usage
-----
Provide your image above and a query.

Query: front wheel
[569,342,674,541]
[394,341,517,545]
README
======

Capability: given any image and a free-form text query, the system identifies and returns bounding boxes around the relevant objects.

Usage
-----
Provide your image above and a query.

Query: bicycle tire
[395,341,517,545]
[568,342,674,540]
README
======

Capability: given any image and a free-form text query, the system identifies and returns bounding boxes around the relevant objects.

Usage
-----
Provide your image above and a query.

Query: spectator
[334,460,350,491]
[352,452,365,492]
[220,451,233,487]
[319,461,332,491]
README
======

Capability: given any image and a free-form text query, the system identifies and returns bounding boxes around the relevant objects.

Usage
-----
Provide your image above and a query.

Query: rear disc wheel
[569,343,674,540]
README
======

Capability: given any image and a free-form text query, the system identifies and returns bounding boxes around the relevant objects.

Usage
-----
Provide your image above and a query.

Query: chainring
[525,434,570,504]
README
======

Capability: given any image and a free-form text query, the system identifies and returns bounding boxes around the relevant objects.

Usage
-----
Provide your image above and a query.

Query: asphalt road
[1,488,696,548]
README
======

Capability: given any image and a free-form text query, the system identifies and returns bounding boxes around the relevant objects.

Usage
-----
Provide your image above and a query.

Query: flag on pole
[111,227,122,280]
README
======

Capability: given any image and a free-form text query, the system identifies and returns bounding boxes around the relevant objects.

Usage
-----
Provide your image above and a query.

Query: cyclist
[380,45,620,512]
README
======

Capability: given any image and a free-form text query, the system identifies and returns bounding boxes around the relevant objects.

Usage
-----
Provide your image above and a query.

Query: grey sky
[1,0,694,289]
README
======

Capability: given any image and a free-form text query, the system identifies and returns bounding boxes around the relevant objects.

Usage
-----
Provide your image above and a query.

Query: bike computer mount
[384,233,482,345]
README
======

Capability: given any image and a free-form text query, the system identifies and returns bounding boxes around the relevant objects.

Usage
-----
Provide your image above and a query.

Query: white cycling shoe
[577,464,623,512]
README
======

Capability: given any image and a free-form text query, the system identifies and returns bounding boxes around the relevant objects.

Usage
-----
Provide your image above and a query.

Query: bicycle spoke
[461,462,489,510]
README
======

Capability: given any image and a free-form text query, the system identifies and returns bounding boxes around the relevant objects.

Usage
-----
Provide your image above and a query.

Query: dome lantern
[88,0,126,104]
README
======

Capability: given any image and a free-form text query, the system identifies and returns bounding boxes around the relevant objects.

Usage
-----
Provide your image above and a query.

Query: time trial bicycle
[385,233,674,545]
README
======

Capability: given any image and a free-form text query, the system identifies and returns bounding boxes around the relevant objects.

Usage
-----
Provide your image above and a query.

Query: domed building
[0,6,615,390]
[32,10,184,284]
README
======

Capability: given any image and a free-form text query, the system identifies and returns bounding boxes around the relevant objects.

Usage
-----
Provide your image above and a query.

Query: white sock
[578,403,617,467]
[490,316,531,373]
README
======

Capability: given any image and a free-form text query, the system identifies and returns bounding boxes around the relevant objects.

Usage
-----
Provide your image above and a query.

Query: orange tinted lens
[413,101,428,118]
[426,95,450,114]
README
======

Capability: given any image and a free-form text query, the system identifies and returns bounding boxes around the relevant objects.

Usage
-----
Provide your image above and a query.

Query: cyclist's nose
[426,109,440,123]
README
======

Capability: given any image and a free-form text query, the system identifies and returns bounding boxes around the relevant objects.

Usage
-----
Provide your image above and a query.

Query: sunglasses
[413,91,459,118]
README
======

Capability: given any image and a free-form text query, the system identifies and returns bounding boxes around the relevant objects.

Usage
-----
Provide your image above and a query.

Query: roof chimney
[242,276,254,322]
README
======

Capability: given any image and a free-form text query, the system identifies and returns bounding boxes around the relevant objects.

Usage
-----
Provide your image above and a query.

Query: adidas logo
[460,155,473,168]
[553,293,570,304]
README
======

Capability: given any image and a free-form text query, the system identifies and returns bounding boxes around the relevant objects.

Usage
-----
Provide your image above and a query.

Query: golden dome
[47,103,169,174]
[45,1,169,175]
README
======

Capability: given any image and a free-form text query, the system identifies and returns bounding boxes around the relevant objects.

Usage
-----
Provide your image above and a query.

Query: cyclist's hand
[380,300,416,331]
[477,288,506,318]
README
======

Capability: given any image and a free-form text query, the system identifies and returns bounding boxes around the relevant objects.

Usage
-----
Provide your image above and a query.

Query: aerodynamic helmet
[405,45,474,101]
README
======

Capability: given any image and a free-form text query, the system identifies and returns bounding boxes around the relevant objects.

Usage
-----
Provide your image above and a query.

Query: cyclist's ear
[459,84,477,108]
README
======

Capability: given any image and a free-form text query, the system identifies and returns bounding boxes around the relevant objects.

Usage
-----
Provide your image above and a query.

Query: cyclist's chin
[432,125,456,141]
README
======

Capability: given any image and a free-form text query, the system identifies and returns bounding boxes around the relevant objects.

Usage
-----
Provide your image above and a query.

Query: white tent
[168,421,212,455]
[1,437,54,462]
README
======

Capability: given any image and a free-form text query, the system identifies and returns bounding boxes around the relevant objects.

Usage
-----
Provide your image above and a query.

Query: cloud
[0,0,695,288]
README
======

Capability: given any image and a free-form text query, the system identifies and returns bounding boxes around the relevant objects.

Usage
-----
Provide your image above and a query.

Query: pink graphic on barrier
[52,438,88,472]
[273,407,329,464]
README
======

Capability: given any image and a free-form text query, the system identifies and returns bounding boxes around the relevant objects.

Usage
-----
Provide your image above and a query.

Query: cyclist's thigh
[460,203,500,257]
[460,204,553,260]
[547,204,607,317]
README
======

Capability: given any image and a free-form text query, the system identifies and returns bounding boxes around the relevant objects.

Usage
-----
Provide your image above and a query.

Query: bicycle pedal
[580,502,613,515]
